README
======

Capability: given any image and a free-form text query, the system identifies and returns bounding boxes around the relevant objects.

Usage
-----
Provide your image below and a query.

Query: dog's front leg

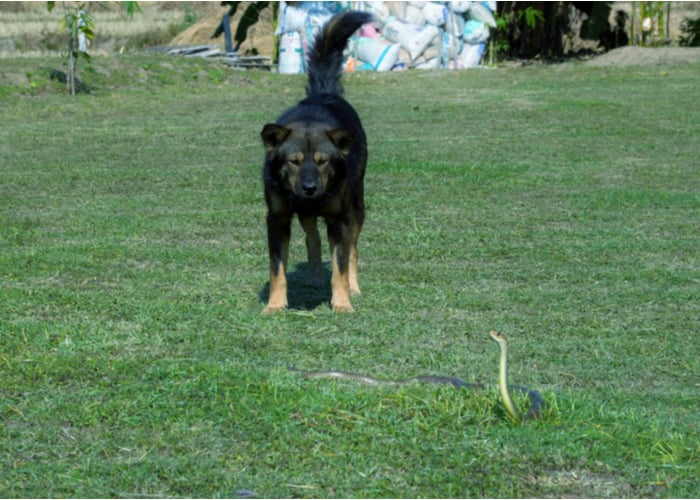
[348,219,362,297]
[327,223,354,313]
[264,212,290,314]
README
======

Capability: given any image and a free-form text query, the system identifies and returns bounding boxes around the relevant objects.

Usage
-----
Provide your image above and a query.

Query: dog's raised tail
[306,11,373,97]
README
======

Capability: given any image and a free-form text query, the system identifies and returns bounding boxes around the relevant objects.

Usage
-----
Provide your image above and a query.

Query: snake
[289,330,544,424]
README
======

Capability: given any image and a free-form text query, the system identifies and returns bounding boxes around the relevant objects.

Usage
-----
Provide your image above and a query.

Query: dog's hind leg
[299,215,323,286]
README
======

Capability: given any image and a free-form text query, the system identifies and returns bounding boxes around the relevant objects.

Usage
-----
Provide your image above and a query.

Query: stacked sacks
[276,1,496,74]
[451,1,494,68]
[276,1,343,74]
[355,22,401,72]
[390,1,496,69]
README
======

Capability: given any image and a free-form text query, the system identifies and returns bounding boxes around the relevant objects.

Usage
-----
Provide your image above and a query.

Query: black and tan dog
[260,11,372,313]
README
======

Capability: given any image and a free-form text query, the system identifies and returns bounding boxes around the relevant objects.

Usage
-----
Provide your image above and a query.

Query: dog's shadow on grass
[259,262,332,311]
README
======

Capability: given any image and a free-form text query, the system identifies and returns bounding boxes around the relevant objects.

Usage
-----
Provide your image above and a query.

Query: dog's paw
[350,287,361,296]
[332,302,354,313]
[262,304,286,315]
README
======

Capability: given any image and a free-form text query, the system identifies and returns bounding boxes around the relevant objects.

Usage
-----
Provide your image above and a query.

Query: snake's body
[290,331,544,423]
[288,367,482,389]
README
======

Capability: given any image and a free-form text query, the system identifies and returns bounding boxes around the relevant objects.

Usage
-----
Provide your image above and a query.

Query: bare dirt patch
[584,45,700,67]
[169,4,276,57]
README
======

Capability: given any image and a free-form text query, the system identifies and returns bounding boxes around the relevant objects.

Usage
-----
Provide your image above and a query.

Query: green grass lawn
[1,55,699,498]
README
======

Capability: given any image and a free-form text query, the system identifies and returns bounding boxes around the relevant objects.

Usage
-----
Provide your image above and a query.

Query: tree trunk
[67,35,75,96]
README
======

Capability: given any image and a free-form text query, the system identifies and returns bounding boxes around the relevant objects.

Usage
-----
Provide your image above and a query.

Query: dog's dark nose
[302,182,317,196]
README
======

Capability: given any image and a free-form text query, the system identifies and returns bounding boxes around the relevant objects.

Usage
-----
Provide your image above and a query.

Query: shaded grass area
[1,55,699,497]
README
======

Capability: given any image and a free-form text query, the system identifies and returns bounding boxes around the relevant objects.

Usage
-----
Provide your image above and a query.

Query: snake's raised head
[489,330,507,344]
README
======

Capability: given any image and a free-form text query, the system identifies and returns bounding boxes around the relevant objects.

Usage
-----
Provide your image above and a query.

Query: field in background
[0,2,216,56]
[3,2,700,60]
[1,54,699,497]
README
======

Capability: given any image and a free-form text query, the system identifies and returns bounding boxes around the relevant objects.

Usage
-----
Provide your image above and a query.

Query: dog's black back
[260,11,372,313]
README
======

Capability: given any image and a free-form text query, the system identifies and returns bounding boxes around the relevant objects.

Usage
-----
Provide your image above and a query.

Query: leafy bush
[679,15,700,46]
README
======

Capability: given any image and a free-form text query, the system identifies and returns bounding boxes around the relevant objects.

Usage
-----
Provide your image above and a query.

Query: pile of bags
[277,1,497,74]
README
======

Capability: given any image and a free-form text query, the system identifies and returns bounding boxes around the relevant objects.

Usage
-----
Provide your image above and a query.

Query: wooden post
[223,12,233,54]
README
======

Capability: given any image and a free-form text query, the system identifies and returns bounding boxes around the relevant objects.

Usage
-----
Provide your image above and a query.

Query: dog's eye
[287,158,301,167]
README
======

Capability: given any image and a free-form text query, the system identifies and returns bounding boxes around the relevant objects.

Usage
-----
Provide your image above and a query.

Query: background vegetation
[0,1,200,55]
[1,53,699,498]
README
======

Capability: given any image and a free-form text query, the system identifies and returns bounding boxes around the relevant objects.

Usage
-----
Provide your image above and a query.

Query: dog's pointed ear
[327,129,356,156]
[261,124,291,154]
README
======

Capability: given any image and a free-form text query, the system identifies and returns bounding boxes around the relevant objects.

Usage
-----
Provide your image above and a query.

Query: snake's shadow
[259,261,332,311]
